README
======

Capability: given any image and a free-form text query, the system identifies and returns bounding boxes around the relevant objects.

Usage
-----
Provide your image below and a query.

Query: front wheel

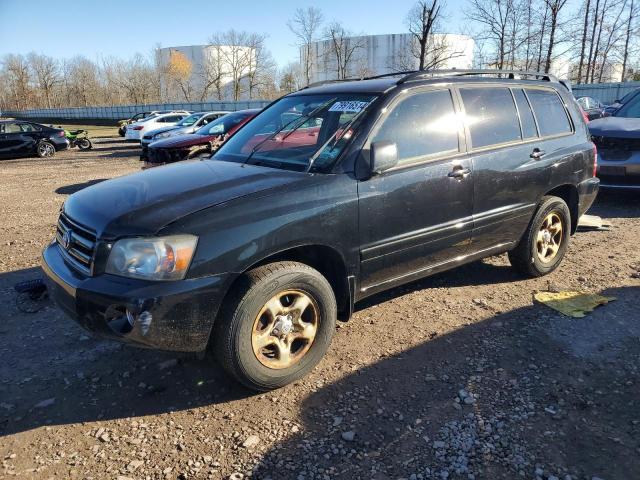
[36,141,55,158]
[508,196,571,277]
[213,261,337,391]
[78,139,92,150]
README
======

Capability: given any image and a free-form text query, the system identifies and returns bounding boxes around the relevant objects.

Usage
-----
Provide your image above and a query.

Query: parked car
[117,110,191,137]
[117,112,153,137]
[576,96,606,120]
[125,112,190,141]
[140,111,230,160]
[143,109,259,168]
[42,70,599,391]
[603,88,640,116]
[589,90,640,189]
[0,120,69,158]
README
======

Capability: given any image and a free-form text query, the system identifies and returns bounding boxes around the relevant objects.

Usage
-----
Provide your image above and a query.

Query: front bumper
[597,148,640,189]
[42,241,231,352]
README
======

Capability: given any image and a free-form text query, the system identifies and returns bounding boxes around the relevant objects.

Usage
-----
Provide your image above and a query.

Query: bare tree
[620,0,638,80]
[288,7,324,86]
[465,0,517,69]
[543,0,570,73]
[323,22,365,79]
[407,0,442,70]
[209,30,254,101]
[27,53,59,109]
[2,55,32,110]
[577,0,592,82]
[245,33,277,99]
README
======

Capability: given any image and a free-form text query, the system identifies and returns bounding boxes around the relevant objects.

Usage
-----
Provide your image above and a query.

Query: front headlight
[155,131,173,139]
[105,234,198,281]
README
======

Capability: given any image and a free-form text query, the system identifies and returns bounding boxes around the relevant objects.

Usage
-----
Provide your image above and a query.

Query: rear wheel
[213,261,336,391]
[508,196,571,277]
[78,139,92,150]
[36,141,55,158]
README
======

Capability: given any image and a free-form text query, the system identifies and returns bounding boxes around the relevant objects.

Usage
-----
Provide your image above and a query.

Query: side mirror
[370,140,399,174]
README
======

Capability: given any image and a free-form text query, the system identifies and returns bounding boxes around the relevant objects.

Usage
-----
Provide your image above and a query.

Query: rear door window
[525,89,572,136]
[459,87,521,149]
[512,89,538,139]
[371,89,460,163]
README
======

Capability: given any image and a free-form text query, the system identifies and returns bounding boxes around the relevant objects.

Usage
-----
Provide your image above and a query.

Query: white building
[304,33,475,83]
[157,45,255,100]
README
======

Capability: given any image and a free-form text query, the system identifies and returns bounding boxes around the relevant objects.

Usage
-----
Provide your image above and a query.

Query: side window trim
[522,88,542,138]
[511,88,540,139]
[365,87,465,170]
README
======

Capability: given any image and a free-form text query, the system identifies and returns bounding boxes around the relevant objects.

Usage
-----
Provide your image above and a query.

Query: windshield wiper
[243,98,337,166]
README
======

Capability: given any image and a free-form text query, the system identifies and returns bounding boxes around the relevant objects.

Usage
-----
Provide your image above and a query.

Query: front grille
[55,213,97,275]
[592,135,640,151]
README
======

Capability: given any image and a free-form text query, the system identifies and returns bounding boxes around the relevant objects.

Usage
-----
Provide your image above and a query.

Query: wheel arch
[217,244,354,325]
[543,184,579,234]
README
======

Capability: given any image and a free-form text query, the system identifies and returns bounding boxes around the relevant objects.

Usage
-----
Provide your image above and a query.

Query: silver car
[590,94,640,189]
[140,111,229,159]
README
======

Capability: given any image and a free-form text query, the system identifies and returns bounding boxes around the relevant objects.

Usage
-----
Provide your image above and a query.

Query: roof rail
[298,69,558,91]
[395,69,558,84]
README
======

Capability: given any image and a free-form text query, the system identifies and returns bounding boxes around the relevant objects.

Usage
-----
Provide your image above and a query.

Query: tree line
[1,0,639,112]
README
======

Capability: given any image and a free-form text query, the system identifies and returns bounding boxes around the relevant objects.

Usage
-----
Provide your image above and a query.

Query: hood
[150,133,217,149]
[63,160,307,238]
[588,117,640,138]
[145,125,180,138]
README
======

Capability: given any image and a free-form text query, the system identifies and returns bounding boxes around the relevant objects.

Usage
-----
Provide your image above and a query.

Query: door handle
[530,148,546,159]
[448,165,471,179]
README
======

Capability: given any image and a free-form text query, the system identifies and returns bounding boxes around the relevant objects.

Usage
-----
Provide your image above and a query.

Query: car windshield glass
[196,112,250,135]
[213,93,377,172]
[615,94,640,118]
[177,113,203,126]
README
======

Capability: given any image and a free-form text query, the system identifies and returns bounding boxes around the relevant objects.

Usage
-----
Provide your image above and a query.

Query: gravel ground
[0,138,639,480]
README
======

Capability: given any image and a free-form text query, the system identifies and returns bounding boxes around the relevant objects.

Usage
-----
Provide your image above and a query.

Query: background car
[589,90,640,189]
[603,88,640,116]
[119,110,191,137]
[140,111,230,160]
[143,109,259,168]
[576,96,606,120]
[124,112,190,141]
[0,120,68,158]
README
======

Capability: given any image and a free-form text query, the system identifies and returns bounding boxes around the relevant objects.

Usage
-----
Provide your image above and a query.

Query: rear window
[460,87,521,149]
[526,89,572,136]
[512,89,538,139]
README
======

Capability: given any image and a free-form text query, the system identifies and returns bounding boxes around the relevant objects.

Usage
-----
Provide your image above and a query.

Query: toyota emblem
[61,230,72,250]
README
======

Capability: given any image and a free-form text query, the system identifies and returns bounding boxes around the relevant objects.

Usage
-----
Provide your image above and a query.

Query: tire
[213,261,337,391]
[508,195,571,277]
[36,141,55,158]
[118,127,126,137]
[78,139,92,150]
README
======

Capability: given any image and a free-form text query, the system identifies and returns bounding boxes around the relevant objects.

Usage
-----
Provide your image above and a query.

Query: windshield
[177,113,204,126]
[196,111,252,135]
[615,94,640,118]
[213,94,378,172]
[619,89,639,104]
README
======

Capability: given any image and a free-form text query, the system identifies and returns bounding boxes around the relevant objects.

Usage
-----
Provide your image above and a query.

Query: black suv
[42,70,599,390]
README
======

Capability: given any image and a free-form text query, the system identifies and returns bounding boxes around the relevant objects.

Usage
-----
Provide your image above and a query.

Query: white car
[125,112,190,141]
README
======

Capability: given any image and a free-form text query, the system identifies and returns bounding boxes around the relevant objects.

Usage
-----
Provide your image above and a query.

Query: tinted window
[513,89,538,139]
[4,123,21,133]
[526,89,572,136]
[372,89,459,162]
[460,87,521,149]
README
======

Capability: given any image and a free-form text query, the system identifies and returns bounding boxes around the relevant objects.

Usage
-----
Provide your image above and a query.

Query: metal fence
[1,100,271,121]
[572,81,640,103]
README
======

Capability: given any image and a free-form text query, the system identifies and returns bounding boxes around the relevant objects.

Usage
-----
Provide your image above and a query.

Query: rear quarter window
[526,89,572,137]
[459,87,521,149]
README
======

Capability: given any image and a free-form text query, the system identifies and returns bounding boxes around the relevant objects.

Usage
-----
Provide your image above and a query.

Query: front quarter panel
[162,172,360,280]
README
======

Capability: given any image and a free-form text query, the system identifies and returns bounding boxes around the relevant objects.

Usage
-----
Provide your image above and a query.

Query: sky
[0,0,467,68]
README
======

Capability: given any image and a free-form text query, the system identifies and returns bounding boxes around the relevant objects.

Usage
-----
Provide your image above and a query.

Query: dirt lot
[0,138,639,480]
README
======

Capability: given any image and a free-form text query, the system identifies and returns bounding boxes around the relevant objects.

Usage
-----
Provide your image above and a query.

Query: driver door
[357,88,474,296]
